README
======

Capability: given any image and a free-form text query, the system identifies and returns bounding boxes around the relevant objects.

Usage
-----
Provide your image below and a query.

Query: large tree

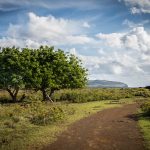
[24,46,87,101]
[0,46,87,102]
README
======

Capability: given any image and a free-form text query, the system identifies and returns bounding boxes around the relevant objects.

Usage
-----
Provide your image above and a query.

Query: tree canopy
[0,46,87,102]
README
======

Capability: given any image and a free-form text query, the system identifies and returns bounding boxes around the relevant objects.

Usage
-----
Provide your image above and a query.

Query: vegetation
[141,101,150,116]
[0,46,87,102]
[139,117,150,150]
[0,101,64,150]
[0,98,130,150]
[139,100,150,149]
[0,47,25,102]
[0,87,150,150]
[1,88,150,104]
[53,88,150,103]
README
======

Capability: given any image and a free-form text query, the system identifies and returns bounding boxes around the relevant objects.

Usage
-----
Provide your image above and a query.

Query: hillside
[88,80,128,88]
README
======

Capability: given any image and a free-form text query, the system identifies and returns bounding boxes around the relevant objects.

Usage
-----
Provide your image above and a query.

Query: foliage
[0,46,87,102]
[23,46,87,101]
[141,101,150,116]
[0,47,25,102]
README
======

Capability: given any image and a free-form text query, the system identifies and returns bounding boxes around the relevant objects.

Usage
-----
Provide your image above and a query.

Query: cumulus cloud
[69,46,150,87]
[83,22,90,28]
[69,26,150,87]
[96,27,150,53]
[119,0,150,14]
[1,12,94,47]
[96,33,123,48]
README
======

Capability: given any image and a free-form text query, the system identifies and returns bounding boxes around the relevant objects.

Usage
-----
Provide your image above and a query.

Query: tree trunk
[6,88,19,102]
[42,89,53,102]
[6,87,26,102]
[49,89,55,98]
[42,89,47,101]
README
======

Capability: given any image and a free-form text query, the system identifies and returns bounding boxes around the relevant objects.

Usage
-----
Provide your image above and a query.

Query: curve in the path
[43,104,145,150]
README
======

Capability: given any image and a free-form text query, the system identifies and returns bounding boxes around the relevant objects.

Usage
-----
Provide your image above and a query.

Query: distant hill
[88,80,128,88]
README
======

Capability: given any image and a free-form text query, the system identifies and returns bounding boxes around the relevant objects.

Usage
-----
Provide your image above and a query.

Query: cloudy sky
[0,0,150,87]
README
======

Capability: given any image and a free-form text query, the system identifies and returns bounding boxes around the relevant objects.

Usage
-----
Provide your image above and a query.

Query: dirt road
[43,104,145,150]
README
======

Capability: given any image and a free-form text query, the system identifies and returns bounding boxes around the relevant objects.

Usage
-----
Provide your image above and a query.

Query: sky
[0,0,150,87]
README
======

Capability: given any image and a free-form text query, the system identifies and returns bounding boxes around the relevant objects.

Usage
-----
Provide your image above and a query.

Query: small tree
[0,47,26,102]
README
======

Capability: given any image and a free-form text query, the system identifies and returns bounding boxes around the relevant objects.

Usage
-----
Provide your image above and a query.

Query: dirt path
[43,104,145,150]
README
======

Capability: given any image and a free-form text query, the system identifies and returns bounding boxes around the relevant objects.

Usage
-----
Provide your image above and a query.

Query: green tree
[24,46,87,101]
[0,46,87,102]
[0,47,25,102]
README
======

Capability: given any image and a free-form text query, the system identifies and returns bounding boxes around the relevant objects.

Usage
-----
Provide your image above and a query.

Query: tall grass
[53,88,150,103]
[1,88,150,103]
[0,101,65,150]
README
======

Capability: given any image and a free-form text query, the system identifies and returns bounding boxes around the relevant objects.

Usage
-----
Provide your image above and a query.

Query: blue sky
[0,0,150,87]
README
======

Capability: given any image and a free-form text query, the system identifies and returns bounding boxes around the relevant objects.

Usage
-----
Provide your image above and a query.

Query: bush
[28,101,65,125]
[0,101,66,150]
[141,102,150,116]
[0,101,65,126]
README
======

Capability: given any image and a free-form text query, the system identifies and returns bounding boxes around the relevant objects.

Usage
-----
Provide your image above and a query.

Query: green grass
[139,117,150,149]
[53,88,150,103]
[138,99,150,150]
[0,98,135,150]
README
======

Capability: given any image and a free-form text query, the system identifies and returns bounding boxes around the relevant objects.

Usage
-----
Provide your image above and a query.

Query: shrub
[141,102,150,116]
[28,101,65,125]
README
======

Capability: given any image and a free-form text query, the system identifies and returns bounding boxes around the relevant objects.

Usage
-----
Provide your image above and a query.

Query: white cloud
[112,65,123,75]
[96,32,123,48]
[69,26,150,87]
[119,0,150,14]
[96,27,150,53]
[83,22,90,28]
[70,47,150,86]
[1,12,95,47]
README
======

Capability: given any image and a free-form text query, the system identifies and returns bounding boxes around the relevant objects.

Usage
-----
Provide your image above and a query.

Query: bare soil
[43,104,145,150]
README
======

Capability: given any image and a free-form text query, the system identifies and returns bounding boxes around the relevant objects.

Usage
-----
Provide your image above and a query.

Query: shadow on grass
[126,113,150,122]
[0,98,13,104]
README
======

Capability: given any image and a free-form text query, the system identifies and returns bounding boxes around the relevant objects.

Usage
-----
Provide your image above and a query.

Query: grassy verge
[138,100,150,150]
[25,99,131,150]
[0,98,135,150]
[0,99,132,150]
[139,117,150,149]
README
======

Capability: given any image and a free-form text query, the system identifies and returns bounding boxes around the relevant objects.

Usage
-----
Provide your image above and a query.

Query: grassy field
[0,88,150,150]
[0,98,136,150]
